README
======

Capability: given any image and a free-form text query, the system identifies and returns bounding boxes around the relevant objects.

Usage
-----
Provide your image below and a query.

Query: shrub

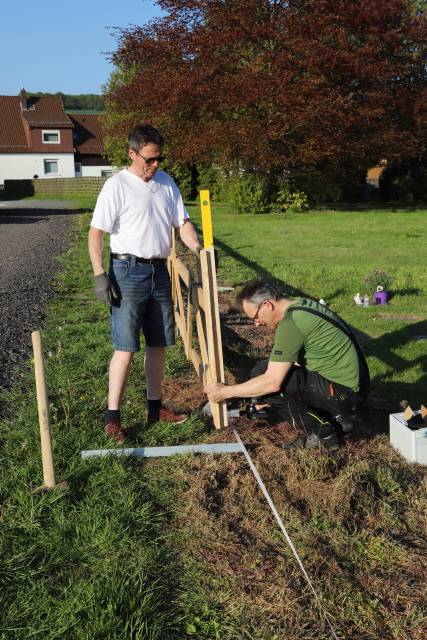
[275,183,309,213]
[227,173,270,214]
[364,269,393,292]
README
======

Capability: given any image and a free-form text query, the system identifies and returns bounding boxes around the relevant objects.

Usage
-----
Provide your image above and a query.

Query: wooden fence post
[32,331,56,490]
[199,247,228,429]
[168,190,228,429]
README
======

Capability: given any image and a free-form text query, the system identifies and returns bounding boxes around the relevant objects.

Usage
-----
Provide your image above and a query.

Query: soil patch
[175,436,427,639]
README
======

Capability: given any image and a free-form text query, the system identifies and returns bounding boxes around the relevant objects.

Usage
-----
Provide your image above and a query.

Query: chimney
[20,88,28,111]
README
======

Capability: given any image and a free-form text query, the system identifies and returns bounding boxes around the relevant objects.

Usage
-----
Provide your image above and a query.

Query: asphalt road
[0,199,78,396]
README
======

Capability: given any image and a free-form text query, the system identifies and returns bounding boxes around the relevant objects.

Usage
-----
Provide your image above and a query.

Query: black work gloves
[94,273,119,305]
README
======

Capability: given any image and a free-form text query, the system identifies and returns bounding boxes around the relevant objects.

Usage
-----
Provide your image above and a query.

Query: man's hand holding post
[204,381,229,403]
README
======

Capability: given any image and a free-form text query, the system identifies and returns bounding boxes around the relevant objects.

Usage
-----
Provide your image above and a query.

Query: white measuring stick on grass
[233,430,340,640]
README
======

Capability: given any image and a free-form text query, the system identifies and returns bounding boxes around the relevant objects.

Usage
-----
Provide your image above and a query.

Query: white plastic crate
[389,412,427,465]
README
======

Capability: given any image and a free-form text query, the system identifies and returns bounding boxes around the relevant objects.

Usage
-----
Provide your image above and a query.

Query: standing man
[89,124,201,442]
[205,280,370,451]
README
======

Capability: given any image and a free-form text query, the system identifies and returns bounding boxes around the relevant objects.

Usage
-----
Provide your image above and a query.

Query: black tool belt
[110,253,166,265]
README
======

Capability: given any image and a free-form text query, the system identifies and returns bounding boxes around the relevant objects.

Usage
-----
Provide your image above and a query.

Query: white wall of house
[81,165,113,178]
[0,153,75,184]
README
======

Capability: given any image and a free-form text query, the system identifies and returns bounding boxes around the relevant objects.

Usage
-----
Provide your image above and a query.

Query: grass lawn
[0,198,426,640]
[187,202,427,419]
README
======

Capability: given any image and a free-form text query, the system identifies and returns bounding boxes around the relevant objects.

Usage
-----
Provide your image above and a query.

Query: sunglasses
[136,151,165,165]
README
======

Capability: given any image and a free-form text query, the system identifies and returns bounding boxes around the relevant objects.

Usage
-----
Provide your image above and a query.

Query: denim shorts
[109,256,175,352]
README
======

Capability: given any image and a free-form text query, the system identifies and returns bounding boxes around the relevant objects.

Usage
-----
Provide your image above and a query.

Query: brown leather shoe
[104,418,128,443]
[146,407,188,425]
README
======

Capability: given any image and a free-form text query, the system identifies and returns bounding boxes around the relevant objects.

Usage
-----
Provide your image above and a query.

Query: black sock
[147,398,162,413]
[105,409,120,425]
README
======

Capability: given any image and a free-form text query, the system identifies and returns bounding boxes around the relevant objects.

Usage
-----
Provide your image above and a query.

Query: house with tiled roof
[0,90,75,183]
[68,113,112,178]
[0,90,112,184]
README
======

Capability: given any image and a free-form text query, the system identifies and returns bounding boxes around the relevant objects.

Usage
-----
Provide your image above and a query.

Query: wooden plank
[173,266,185,318]
[169,231,176,303]
[192,284,209,375]
[170,247,206,377]
[191,281,205,311]
[174,312,187,347]
[200,248,226,385]
[186,287,193,359]
[192,258,209,379]
[174,256,191,288]
[190,348,203,378]
[174,260,205,310]
[175,259,205,310]
[199,248,228,429]
[173,265,187,355]
[208,248,226,384]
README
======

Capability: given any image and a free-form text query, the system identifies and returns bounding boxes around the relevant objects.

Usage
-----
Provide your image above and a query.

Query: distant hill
[30,92,104,111]
[66,109,106,115]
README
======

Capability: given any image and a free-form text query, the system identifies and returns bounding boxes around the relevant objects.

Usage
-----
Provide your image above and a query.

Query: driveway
[0,199,82,397]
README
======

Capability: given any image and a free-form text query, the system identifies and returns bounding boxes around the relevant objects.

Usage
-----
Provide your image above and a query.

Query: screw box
[389,412,427,465]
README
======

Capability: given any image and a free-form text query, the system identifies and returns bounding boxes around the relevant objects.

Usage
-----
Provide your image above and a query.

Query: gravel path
[0,200,79,395]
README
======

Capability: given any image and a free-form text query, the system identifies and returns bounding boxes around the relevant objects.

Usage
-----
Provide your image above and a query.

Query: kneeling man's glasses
[248,301,264,322]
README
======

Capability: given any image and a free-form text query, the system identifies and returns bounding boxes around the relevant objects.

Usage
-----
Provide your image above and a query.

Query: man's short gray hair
[236,279,282,308]
[128,124,164,151]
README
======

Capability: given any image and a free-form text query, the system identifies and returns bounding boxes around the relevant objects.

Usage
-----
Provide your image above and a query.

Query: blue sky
[0,0,163,95]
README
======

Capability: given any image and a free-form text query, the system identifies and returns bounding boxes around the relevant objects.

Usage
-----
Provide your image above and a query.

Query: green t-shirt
[269,297,360,392]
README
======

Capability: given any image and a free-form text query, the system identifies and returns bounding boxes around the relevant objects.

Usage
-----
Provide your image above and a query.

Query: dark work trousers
[250,360,364,436]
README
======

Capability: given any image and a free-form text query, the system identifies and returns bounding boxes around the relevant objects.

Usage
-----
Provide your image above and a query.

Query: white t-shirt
[90,168,190,258]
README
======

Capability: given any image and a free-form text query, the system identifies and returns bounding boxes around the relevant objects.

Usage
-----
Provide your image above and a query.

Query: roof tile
[0,95,73,153]
[0,96,29,152]
[22,96,73,127]
[69,114,107,155]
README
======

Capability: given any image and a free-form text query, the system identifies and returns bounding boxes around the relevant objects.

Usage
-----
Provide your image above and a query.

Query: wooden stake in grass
[32,330,56,491]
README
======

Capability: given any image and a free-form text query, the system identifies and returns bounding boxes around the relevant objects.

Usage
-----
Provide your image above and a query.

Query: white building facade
[0,153,75,185]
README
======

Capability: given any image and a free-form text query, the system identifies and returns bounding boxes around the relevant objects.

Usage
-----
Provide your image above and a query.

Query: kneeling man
[204,280,370,451]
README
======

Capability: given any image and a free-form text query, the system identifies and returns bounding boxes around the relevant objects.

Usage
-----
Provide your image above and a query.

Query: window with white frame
[101,170,113,178]
[42,130,60,143]
[44,159,59,175]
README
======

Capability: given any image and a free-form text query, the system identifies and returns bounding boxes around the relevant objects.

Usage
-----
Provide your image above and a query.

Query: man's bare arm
[204,361,292,403]
[88,226,106,275]
[178,220,201,253]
